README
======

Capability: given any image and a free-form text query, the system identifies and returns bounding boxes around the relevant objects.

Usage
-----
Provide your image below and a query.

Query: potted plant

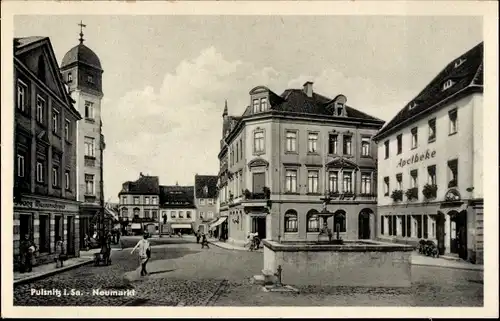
[391,190,403,202]
[422,183,438,200]
[405,188,418,201]
[263,186,271,199]
[243,189,252,199]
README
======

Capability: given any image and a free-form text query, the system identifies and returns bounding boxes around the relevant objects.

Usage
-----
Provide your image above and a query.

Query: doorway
[450,211,467,260]
[66,216,75,255]
[252,216,266,240]
[19,214,33,240]
[358,211,371,239]
[436,213,446,255]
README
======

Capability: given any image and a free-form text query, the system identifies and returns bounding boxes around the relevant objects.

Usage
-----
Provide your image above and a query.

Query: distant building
[159,183,196,235]
[60,28,106,247]
[193,174,218,234]
[13,36,82,268]
[217,84,384,246]
[373,42,483,264]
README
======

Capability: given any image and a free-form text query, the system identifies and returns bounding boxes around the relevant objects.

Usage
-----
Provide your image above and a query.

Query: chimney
[303,81,314,97]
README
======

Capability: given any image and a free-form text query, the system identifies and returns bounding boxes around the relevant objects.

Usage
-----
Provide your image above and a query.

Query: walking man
[54,236,66,268]
[131,233,151,276]
[201,232,210,249]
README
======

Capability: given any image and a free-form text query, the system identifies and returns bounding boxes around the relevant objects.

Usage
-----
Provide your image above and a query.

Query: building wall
[119,194,160,220]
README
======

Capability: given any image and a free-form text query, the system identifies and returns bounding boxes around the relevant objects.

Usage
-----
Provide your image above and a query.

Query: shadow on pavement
[148,269,176,275]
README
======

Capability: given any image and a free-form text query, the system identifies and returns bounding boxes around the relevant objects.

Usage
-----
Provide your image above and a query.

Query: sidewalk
[411,252,483,271]
[208,238,263,252]
[14,248,114,285]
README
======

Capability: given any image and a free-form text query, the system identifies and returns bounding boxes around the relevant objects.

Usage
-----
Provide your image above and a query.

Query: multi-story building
[118,173,160,233]
[373,42,483,264]
[159,183,196,235]
[193,174,218,234]
[13,37,82,268]
[59,29,105,247]
[217,83,385,246]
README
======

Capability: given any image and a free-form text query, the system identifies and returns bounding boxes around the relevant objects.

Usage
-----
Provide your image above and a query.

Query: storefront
[14,194,80,270]
[209,216,228,239]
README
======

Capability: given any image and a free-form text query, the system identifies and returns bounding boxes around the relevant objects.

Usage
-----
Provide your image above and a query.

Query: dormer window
[67,72,73,83]
[253,99,259,113]
[442,79,455,91]
[409,101,417,110]
[454,58,466,68]
[260,97,267,112]
[335,102,344,116]
[87,75,94,84]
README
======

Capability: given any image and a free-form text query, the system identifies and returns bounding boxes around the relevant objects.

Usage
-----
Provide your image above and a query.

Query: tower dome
[61,43,102,70]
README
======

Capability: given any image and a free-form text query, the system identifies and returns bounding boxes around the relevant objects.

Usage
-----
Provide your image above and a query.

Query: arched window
[307,210,320,232]
[284,210,298,233]
[133,207,140,217]
[37,56,46,82]
[334,211,346,232]
[121,208,128,218]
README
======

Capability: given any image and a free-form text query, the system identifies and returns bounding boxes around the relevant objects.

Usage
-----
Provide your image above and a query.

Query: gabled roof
[194,175,218,199]
[159,185,195,208]
[373,41,483,141]
[119,174,160,195]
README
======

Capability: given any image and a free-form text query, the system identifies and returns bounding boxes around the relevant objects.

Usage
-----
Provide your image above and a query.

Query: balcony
[241,187,271,209]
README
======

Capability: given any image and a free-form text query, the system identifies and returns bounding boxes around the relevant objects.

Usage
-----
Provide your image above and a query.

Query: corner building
[13,37,82,268]
[217,83,384,246]
[373,42,483,264]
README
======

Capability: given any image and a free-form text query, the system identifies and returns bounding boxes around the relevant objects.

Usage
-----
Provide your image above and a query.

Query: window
[36,96,45,123]
[52,109,60,134]
[393,215,398,236]
[401,215,407,237]
[308,133,318,153]
[383,177,389,196]
[186,211,192,219]
[253,131,264,153]
[328,171,339,193]
[427,165,436,185]
[328,134,338,154]
[307,170,319,194]
[17,80,27,112]
[17,154,25,177]
[64,171,71,191]
[64,119,71,140]
[415,215,423,238]
[285,131,297,152]
[442,79,455,91]
[179,211,184,218]
[361,137,370,156]
[428,118,436,142]
[397,134,402,155]
[388,216,393,236]
[67,73,73,82]
[410,170,418,188]
[152,197,157,205]
[199,211,204,219]
[409,101,417,110]
[335,102,344,116]
[334,212,346,232]
[208,199,213,205]
[144,210,150,218]
[171,211,176,218]
[381,216,385,235]
[361,173,371,194]
[39,215,50,253]
[84,136,95,157]
[235,143,239,162]
[396,173,402,190]
[85,174,94,194]
[253,99,259,113]
[36,161,44,183]
[411,127,418,149]
[447,159,458,187]
[52,166,59,187]
[343,172,352,193]
[260,97,267,112]
[406,215,412,237]
[85,101,94,119]
[152,211,158,220]
[239,138,243,159]
[122,196,127,204]
[384,140,389,159]
[343,135,352,155]
[252,172,265,194]
[145,197,150,204]
[87,75,94,83]
[449,109,458,134]
[284,210,298,233]
[208,211,214,219]
[307,212,320,232]
[133,208,140,217]
[423,215,429,239]
[454,58,466,68]
[285,170,297,193]
[200,199,206,205]
[134,197,140,205]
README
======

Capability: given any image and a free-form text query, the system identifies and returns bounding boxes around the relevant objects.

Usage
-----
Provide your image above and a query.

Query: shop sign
[397,149,436,168]
[15,199,66,210]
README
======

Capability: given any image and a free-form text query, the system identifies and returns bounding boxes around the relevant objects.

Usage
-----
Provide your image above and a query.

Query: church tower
[60,21,105,240]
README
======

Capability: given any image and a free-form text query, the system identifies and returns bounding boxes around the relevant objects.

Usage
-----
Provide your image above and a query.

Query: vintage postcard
[1,0,498,318]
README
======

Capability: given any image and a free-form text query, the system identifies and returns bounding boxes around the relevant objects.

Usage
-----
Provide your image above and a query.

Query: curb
[208,241,263,252]
[14,259,94,286]
[411,262,483,272]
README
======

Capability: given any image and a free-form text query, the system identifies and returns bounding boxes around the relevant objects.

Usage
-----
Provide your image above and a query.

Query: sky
[14,15,482,202]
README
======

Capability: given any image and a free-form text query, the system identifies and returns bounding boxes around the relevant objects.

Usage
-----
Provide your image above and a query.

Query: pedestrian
[196,229,201,244]
[201,232,210,249]
[19,234,35,273]
[131,232,151,276]
[54,236,66,268]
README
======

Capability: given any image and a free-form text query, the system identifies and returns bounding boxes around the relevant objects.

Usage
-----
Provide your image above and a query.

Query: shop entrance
[252,216,266,240]
[449,210,467,260]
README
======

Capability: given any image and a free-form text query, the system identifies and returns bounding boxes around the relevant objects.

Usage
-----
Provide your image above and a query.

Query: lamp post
[99,122,106,252]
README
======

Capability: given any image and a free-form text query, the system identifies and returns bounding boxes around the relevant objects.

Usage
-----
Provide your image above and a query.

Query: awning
[171,224,192,229]
[131,223,142,229]
[210,217,227,229]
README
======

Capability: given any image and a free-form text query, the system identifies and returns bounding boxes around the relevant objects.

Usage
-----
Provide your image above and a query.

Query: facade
[372,42,483,264]
[13,37,82,268]
[59,31,105,247]
[193,174,218,234]
[217,83,385,246]
[159,184,196,234]
[118,173,160,233]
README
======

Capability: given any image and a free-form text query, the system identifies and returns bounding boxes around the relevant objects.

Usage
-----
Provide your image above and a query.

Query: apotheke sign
[397,149,436,168]
[15,199,66,210]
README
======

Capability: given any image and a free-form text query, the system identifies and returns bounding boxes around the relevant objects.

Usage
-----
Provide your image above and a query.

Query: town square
[3,4,497,317]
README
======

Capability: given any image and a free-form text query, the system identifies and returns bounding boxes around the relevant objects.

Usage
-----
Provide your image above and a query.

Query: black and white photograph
[1,1,498,318]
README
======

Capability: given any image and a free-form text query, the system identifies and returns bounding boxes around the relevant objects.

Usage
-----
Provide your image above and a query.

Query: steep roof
[373,41,483,141]
[119,174,160,195]
[159,185,195,208]
[61,43,102,70]
[14,36,46,49]
[194,175,218,199]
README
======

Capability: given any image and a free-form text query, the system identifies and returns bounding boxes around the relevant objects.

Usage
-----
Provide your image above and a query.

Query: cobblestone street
[14,241,483,307]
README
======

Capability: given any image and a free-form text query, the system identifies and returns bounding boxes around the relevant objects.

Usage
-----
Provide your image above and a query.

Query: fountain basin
[262,239,414,288]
